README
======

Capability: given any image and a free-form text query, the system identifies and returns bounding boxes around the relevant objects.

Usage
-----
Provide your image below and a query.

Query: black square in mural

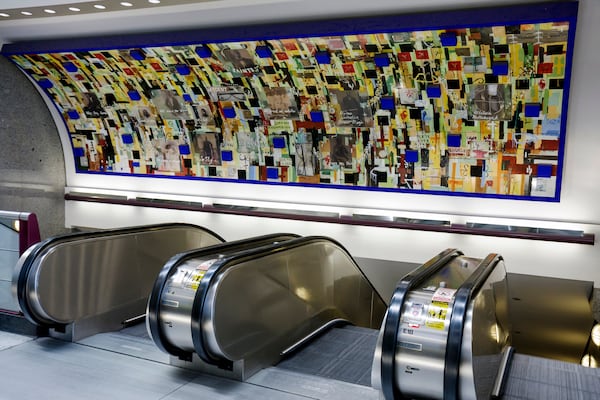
[132,150,140,159]
[485,74,498,83]
[409,108,421,120]
[375,170,387,183]
[307,86,318,94]
[364,69,378,78]
[208,166,217,176]
[377,115,390,126]
[365,44,379,53]
[344,172,359,185]
[516,79,530,90]
[183,159,192,168]
[494,44,509,54]
[238,170,246,180]
[265,156,274,166]
[447,79,461,89]
[470,165,483,177]
[549,79,564,89]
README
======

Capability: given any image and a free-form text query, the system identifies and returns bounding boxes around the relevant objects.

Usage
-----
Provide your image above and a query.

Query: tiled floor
[1,329,600,400]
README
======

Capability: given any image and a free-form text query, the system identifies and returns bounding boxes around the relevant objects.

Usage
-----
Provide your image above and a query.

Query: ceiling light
[21,11,33,16]
[121,2,134,6]
[148,0,161,4]
[94,5,107,10]
[69,7,81,12]
[44,9,56,14]
[0,13,10,17]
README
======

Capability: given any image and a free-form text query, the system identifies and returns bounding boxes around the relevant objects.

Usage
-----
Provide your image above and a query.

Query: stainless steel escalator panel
[458,260,510,400]
[150,233,301,360]
[14,224,224,339]
[203,239,386,365]
[391,256,483,400]
[154,236,386,381]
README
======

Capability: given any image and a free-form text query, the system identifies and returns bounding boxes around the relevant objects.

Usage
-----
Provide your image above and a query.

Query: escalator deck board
[276,325,378,386]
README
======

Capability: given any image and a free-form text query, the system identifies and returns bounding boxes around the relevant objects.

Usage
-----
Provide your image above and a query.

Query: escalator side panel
[148,233,300,360]
[458,260,510,400]
[15,224,223,337]
[178,238,387,379]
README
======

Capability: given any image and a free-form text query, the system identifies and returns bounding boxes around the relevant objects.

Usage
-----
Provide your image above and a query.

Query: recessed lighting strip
[0,0,208,21]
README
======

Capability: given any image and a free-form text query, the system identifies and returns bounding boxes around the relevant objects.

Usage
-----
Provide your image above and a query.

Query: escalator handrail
[189,235,386,368]
[146,232,299,361]
[443,253,503,400]
[379,248,464,400]
[14,223,224,327]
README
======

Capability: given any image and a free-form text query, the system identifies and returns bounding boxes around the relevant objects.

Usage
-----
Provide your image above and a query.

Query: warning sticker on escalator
[425,301,450,330]
[184,259,217,290]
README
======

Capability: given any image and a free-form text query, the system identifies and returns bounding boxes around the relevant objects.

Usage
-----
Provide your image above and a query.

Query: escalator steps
[276,325,378,386]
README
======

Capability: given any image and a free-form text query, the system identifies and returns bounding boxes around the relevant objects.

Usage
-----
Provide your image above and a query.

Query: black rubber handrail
[443,253,503,400]
[188,235,387,369]
[379,248,464,400]
[15,223,224,328]
[146,232,300,362]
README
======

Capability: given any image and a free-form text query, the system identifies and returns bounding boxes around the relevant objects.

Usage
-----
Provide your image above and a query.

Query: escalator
[148,238,513,399]
[12,223,225,340]
[9,227,599,399]
[147,235,387,380]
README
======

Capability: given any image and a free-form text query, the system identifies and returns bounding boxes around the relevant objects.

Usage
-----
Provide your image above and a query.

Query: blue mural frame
[1,1,579,202]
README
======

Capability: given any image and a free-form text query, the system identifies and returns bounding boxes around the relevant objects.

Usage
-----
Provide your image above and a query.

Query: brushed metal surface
[458,260,510,400]
[372,255,484,399]
[15,224,223,330]
[204,239,386,364]
[155,236,386,380]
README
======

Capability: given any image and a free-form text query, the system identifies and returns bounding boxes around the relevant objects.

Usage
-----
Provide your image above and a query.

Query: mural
[5,3,577,200]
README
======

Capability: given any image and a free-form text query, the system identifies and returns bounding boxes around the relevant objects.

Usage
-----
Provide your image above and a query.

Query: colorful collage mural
[7,5,576,200]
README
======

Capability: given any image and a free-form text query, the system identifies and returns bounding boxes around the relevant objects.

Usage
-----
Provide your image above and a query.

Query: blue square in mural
[267,167,279,179]
[63,62,78,72]
[492,61,509,76]
[315,52,331,64]
[405,150,419,163]
[195,45,212,58]
[310,111,324,122]
[73,147,85,157]
[223,107,236,118]
[183,94,192,102]
[178,144,191,155]
[447,134,461,147]
[38,78,53,89]
[175,64,191,75]
[272,136,286,149]
[380,96,395,110]
[374,54,390,67]
[426,85,442,98]
[129,49,145,60]
[255,45,272,58]
[128,90,141,101]
[133,161,140,167]
[440,32,458,46]
[67,110,80,119]
[525,103,541,117]
[537,164,553,178]
[222,150,233,161]
[121,134,134,144]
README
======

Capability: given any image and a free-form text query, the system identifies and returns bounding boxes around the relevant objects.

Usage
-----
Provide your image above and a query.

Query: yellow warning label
[185,269,206,290]
[425,300,449,330]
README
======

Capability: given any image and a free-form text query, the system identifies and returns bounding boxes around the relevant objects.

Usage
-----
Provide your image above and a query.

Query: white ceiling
[0,0,518,47]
